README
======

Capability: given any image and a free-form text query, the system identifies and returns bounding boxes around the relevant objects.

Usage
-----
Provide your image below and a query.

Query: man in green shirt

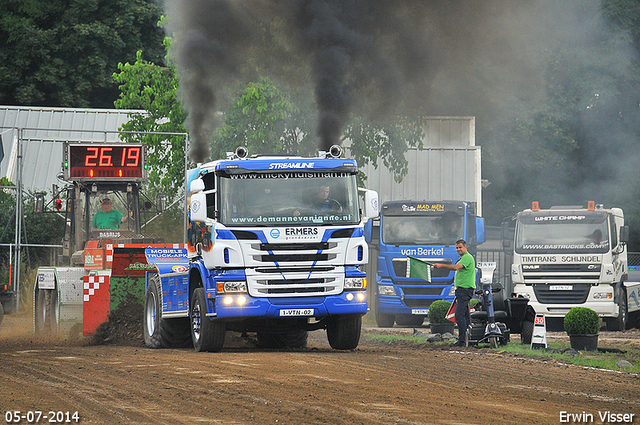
[433,239,476,346]
[92,198,128,230]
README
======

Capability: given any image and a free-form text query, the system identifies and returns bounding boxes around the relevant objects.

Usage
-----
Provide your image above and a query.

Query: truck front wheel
[375,311,395,328]
[327,315,362,350]
[520,320,534,345]
[395,314,424,327]
[606,290,628,331]
[143,274,191,349]
[191,288,225,352]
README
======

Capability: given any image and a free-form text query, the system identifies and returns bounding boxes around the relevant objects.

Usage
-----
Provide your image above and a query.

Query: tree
[345,116,424,185]
[0,178,65,283]
[480,0,640,241]
[114,49,188,197]
[0,0,165,107]
[212,77,299,159]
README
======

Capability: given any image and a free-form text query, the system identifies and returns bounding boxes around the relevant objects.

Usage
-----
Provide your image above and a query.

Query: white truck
[510,201,640,330]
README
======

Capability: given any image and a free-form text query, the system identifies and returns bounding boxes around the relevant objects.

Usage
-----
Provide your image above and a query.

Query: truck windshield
[382,214,463,245]
[218,172,360,226]
[515,214,609,254]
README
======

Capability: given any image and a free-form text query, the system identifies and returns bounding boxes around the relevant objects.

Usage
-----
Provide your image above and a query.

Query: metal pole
[14,128,23,312]
[184,134,190,241]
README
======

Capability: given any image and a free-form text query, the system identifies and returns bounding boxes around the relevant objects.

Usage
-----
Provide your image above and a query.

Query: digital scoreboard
[63,143,147,182]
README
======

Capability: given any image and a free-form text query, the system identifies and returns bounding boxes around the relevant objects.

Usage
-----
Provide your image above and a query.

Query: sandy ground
[0,313,638,425]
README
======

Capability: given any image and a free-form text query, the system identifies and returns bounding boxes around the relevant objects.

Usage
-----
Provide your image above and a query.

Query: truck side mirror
[189,179,205,194]
[501,221,510,239]
[475,216,485,244]
[360,189,379,221]
[620,225,629,244]
[364,219,373,243]
[189,179,207,222]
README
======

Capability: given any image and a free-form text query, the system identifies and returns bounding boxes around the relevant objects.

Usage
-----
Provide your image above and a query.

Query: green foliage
[345,116,424,185]
[427,300,452,324]
[114,50,188,197]
[564,307,601,335]
[0,0,164,107]
[364,333,640,373]
[212,77,299,159]
[0,179,65,283]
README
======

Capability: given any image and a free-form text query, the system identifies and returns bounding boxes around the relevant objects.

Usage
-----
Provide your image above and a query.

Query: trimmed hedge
[564,307,600,335]
[428,300,452,324]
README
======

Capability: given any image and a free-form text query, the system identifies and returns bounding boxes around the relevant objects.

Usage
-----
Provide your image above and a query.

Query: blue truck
[366,200,485,327]
[143,147,379,351]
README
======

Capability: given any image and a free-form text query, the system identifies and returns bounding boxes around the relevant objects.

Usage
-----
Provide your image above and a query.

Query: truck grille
[522,263,601,282]
[404,299,435,308]
[244,238,351,297]
[533,284,590,304]
[255,242,337,263]
[246,256,345,296]
[251,273,340,296]
[259,253,333,262]
[402,287,445,296]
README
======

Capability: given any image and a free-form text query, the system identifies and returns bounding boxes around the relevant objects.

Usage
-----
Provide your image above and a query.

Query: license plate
[279,309,314,317]
[411,309,429,315]
[549,285,573,291]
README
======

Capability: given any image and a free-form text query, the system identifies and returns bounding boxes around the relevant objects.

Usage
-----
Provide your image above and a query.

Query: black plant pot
[569,334,598,351]
[430,322,455,335]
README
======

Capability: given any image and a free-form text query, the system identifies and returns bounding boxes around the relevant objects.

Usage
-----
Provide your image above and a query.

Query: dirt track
[0,314,639,425]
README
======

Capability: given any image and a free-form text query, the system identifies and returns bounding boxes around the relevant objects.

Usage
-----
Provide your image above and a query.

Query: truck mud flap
[145,247,190,317]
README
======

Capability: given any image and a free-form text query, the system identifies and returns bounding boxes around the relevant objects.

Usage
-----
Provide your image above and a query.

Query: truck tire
[395,315,424,327]
[375,311,395,328]
[257,331,308,349]
[606,290,628,331]
[143,275,191,349]
[521,320,534,345]
[191,287,225,352]
[327,315,362,350]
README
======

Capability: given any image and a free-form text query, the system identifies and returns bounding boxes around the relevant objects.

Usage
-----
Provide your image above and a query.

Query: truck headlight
[593,292,612,300]
[345,277,366,289]
[448,286,456,297]
[515,292,530,299]
[378,285,396,296]
[217,281,247,293]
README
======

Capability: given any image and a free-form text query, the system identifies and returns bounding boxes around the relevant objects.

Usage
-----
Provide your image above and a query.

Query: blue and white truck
[143,147,379,351]
[367,200,484,327]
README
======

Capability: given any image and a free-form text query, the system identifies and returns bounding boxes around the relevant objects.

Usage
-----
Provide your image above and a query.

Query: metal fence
[476,248,512,290]
[628,252,640,267]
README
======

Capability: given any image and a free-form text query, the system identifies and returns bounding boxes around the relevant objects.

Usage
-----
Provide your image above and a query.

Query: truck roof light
[588,201,595,210]
[532,201,539,211]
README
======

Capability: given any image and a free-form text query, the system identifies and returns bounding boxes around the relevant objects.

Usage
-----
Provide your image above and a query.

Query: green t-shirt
[93,210,123,229]
[454,251,476,288]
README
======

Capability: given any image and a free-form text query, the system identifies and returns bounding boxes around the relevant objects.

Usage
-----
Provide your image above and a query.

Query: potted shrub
[428,300,455,334]
[564,307,600,351]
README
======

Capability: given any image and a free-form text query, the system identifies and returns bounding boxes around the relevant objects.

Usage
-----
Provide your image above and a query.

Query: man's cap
[101,198,111,204]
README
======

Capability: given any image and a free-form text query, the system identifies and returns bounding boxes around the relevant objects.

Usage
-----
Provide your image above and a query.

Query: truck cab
[143,147,379,352]
[370,200,485,327]
[510,201,638,331]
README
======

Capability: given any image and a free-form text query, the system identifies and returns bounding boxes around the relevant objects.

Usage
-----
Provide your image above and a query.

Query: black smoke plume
[165,0,433,161]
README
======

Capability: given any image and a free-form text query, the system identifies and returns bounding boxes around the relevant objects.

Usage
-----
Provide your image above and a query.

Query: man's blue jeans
[455,287,474,342]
